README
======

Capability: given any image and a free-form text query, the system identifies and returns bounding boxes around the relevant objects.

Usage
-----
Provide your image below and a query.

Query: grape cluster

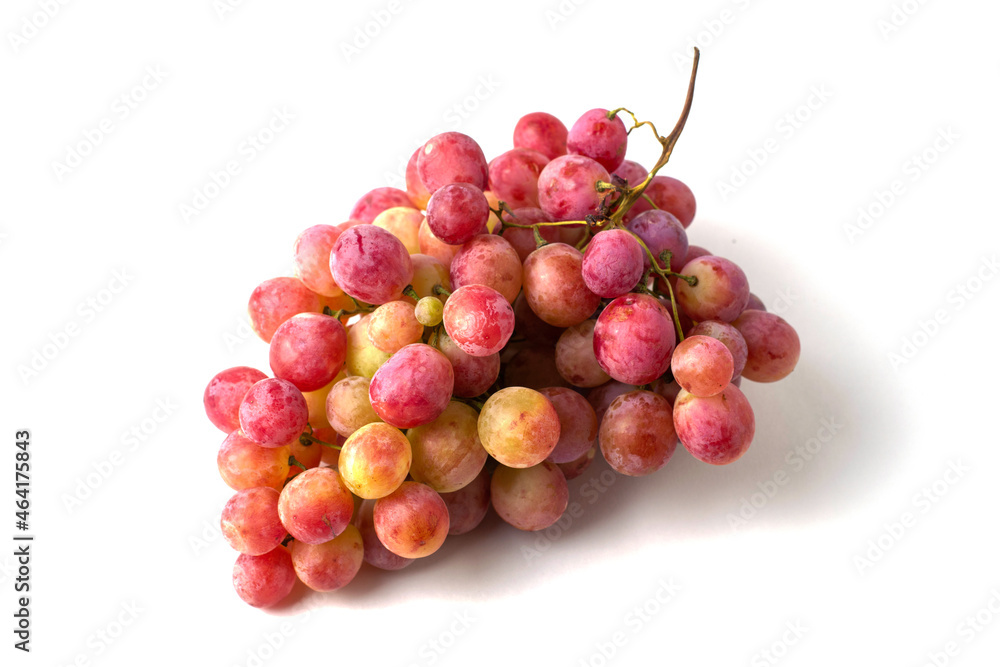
[204,57,801,608]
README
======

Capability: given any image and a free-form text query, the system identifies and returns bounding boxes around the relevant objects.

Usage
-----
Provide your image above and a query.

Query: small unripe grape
[415,296,444,326]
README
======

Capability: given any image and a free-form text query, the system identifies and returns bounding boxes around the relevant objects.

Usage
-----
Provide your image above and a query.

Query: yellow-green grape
[414,296,444,327]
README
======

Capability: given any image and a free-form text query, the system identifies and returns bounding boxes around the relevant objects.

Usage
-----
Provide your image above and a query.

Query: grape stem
[432,284,451,297]
[402,285,419,300]
[288,455,309,472]
[299,429,341,450]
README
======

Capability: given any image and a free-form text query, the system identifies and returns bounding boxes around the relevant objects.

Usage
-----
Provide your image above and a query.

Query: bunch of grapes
[203,52,801,608]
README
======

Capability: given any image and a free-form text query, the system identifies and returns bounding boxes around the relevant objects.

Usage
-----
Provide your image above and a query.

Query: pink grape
[567,108,628,172]
[407,401,488,493]
[688,320,748,380]
[676,256,750,323]
[587,380,636,423]
[417,132,489,193]
[732,310,801,382]
[593,293,676,385]
[538,387,598,464]
[557,447,596,480]
[248,277,322,343]
[289,525,364,592]
[612,160,648,186]
[221,487,285,556]
[277,467,354,544]
[488,148,549,209]
[374,482,450,559]
[426,183,490,246]
[353,499,412,571]
[442,284,515,356]
[684,244,712,265]
[439,468,491,535]
[513,111,568,160]
[599,390,677,476]
[555,320,610,388]
[491,462,568,531]
[217,430,291,491]
[674,384,755,465]
[268,313,347,392]
[405,147,432,209]
[500,207,560,262]
[623,175,697,227]
[330,225,414,306]
[537,155,611,222]
[325,375,382,437]
[293,224,344,297]
[339,422,412,499]
[670,335,734,398]
[367,300,424,354]
[232,546,296,608]
[513,291,565,344]
[373,206,423,254]
[652,377,682,406]
[744,292,767,312]
[239,378,308,447]
[626,209,689,272]
[349,186,416,223]
[204,366,268,433]
[522,243,601,327]
[369,344,454,428]
[581,229,645,297]
[437,333,500,398]
[503,345,571,390]
[417,217,463,268]
[449,234,523,304]
[478,387,560,468]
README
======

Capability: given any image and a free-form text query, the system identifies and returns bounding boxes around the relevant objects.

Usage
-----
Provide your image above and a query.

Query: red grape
[349,186,416,223]
[239,378,308,448]
[269,313,347,392]
[204,366,268,433]
[248,277,322,344]
[594,293,676,385]
[369,344,454,428]
[732,310,801,382]
[600,390,677,476]
[437,333,500,398]
[513,111,568,160]
[623,175,697,227]
[612,160,648,187]
[440,468,491,535]
[555,320,610,388]
[670,335,734,398]
[232,546,296,608]
[488,148,549,209]
[221,487,285,556]
[449,234,523,304]
[426,183,490,246]
[293,224,344,297]
[407,401,488,493]
[374,482,450,558]
[353,499,413,571]
[567,108,628,172]
[538,387,598,464]
[330,225,414,306]
[479,386,560,468]
[626,209,689,272]
[674,384,755,465]
[442,284,515,357]
[676,256,750,323]
[217,430,291,491]
[522,243,601,327]
[491,462,568,531]
[688,320,748,380]
[405,147,432,209]
[289,525,364,592]
[581,229,645,297]
[277,467,355,544]
[537,155,611,222]
[339,422,412,499]
[417,132,489,193]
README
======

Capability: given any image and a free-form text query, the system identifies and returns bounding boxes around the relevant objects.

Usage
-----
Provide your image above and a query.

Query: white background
[2,0,999,665]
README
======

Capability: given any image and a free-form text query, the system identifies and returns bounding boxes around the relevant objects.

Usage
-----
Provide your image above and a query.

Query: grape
[353,499,413,571]
[407,401,488,493]
[345,314,391,379]
[449,234,523,304]
[688,320,748,380]
[744,293,766,312]
[217,430,291,491]
[315,427,344,467]
[581,229,645,297]
[338,422,412,499]
[410,253,452,297]
[350,186,416,223]
[426,183,490,246]
[374,481,450,558]
[626,209,689,272]
[522,243,601,327]
[405,147,432,210]
[500,207,560,262]
[287,436,323,478]
[599,390,677,476]
[369,344,454,428]
[732,310,801,382]
[367,300,424,354]
[440,468,491,535]
[513,291,564,344]
[684,244,712,265]
[268,313,347,392]
[491,462,568,531]
[676,255,750,323]
[537,155,611,222]
[488,148,549,209]
[674,384,755,465]
[513,111,568,160]
[593,293,676,385]
[538,387,598,463]
[277,467,355,544]
[330,225,414,306]
[417,132,489,193]
[248,277,322,343]
[557,446,596,480]
[302,375,340,431]
[232,546,296,608]
[622,175,697,227]
[373,206,424,254]
[437,333,500,398]
[415,296,444,327]
[651,377,682,406]
[503,345,571,390]
[567,108,628,172]
[418,217,463,268]
[204,366,268,433]
[478,386,560,468]
[293,225,344,297]
[221,487,285,556]
[587,380,636,423]
[289,525,364,592]
[670,335,734,398]
[442,284,515,357]
[555,320,610,388]
[239,378,309,447]
[326,376,382,437]
[612,160,648,187]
